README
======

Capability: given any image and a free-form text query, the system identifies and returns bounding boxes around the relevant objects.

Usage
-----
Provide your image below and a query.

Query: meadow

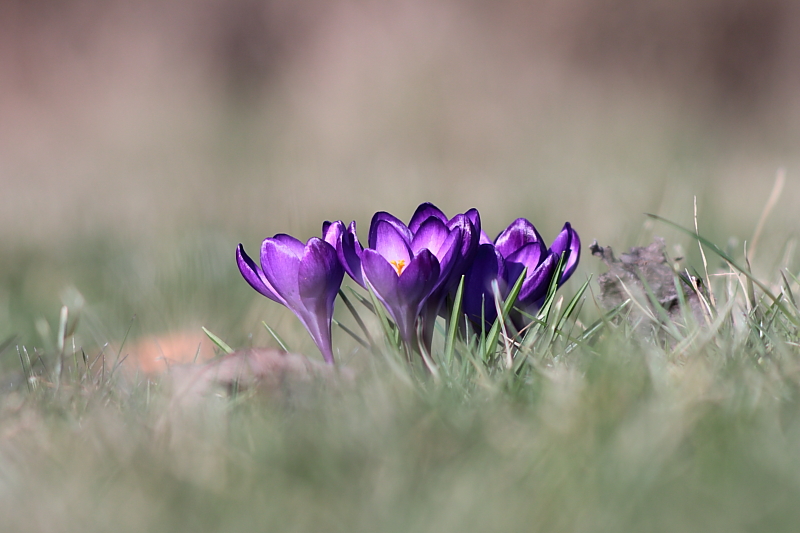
[2,164,799,533]
[2,1,800,531]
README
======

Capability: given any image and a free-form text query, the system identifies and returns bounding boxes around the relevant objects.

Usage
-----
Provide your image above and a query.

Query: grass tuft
[3,217,800,532]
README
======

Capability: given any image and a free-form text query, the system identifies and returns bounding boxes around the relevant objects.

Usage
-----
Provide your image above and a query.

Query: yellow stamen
[389,259,407,275]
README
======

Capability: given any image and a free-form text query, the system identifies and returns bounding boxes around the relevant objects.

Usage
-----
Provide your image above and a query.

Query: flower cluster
[237,203,580,364]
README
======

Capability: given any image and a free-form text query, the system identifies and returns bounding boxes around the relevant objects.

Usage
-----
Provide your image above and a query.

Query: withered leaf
[590,238,706,331]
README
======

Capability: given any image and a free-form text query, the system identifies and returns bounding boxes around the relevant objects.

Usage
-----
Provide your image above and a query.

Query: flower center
[389,259,407,275]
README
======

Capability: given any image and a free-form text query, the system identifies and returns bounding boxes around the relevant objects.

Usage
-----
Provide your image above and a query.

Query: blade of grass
[202,326,234,355]
[694,197,716,308]
[781,271,798,311]
[686,271,714,325]
[478,295,486,359]
[556,276,592,333]
[784,268,800,289]
[634,270,684,342]
[743,242,757,314]
[444,275,465,366]
[699,288,739,345]
[338,289,375,346]
[492,279,515,369]
[646,213,798,326]
[520,253,568,350]
[261,322,290,353]
[538,253,567,323]
[107,353,130,381]
[347,287,376,315]
[749,167,785,263]
[113,315,136,371]
[484,267,527,362]
[54,305,68,391]
[673,274,696,330]
[23,347,37,389]
[333,319,370,349]
[564,298,587,344]
[364,280,401,353]
[16,345,30,392]
[415,323,440,377]
[566,298,631,353]
[56,305,68,355]
[672,285,738,357]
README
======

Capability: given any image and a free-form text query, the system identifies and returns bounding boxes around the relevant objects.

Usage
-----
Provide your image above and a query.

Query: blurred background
[1,0,799,361]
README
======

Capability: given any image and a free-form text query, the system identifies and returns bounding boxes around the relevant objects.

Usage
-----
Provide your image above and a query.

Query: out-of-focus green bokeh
[1,0,798,351]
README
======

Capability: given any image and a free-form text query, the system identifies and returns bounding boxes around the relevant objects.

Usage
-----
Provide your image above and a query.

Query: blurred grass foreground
[2,1,800,531]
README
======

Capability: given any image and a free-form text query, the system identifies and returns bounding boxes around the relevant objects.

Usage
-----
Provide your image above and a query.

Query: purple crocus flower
[463,219,580,330]
[236,221,345,364]
[407,203,481,295]
[337,204,474,351]
[405,203,481,350]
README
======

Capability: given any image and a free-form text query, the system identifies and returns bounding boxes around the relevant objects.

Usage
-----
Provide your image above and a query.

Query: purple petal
[479,230,493,245]
[337,220,365,287]
[549,222,581,284]
[297,238,344,364]
[298,239,343,302]
[270,234,306,258]
[429,216,478,302]
[362,248,440,347]
[241,234,344,365]
[459,208,481,235]
[463,244,505,328]
[361,248,400,306]
[428,227,463,294]
[397,248,440,308]
[494,218,544,259]
[322,220,344,247]
[445,213,470,233]
[447,213,480,263]
[516,252,559,306]
[372,221,412,270]
[261,238,329,359]
[419,297,442,353]
[409,202,448,233]
[505,241,546,286]
[236,244,284,304]
[411,217,450,256]
[260,238,302,306]
[368,211,412,249]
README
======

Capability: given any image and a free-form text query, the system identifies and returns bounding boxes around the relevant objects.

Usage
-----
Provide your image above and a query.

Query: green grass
[2,207,800,532]
[3,4,800,529]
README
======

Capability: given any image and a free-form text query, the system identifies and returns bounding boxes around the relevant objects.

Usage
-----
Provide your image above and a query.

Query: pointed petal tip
[463,208,481,232]
[236,243,283,303]
[338,221,365,287]
[409,202,448,233]
[298,238,344,302]
[368,211,412,248]
[372,220,413,264]
[549,222,581,283]
[495,217,544,258]
[323,220,345,246]
[268,234,306,257]
[517,251,559,305]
